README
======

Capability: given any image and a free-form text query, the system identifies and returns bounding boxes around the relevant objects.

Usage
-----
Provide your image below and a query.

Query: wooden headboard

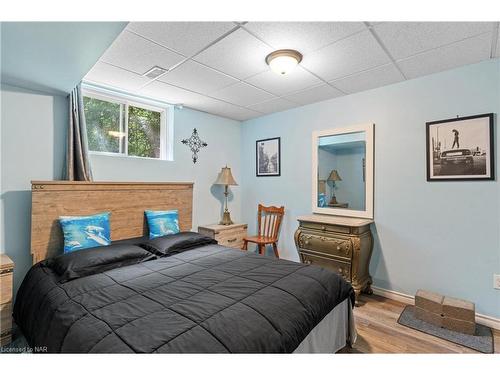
[30,181,194,264]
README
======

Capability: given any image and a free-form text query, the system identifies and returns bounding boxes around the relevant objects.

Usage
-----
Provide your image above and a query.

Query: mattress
[14,243,354,353]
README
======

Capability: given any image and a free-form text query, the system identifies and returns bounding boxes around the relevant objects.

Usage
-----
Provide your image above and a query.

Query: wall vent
[143,66,168,79]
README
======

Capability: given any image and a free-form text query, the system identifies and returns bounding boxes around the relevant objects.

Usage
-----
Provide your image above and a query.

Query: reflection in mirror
[317,131,366,211]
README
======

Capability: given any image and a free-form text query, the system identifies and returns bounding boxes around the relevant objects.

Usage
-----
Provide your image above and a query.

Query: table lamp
[327,169,342,205]
[215,166,238,225]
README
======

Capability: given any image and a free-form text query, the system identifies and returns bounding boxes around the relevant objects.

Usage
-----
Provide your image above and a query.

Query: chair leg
[272,243,279,258]
[258,244,264,255]
[242,240,248,251]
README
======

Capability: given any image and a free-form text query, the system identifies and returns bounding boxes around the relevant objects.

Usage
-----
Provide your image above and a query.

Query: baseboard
[371,286,500,331]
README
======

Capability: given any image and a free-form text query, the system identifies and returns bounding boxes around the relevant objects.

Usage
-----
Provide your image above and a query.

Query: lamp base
[219,210,233,226]
[329,196,338,205]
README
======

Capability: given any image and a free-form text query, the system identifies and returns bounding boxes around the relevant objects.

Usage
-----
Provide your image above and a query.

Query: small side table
[198,223,248,249]
[0,254,14,347]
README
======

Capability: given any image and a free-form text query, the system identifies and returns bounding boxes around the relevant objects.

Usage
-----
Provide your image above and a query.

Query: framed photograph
[426,113,494,181]
[256,137,281,177]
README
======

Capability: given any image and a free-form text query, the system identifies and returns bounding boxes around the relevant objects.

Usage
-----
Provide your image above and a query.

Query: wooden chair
[242,204,285,258]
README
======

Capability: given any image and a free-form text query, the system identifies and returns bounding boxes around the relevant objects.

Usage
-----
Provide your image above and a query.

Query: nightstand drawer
[300,251,351,281]
[296,232,352,259]
[216,227,247,248]
[198,223,248,250]
[0,303,12,335]
[0,272,13,305]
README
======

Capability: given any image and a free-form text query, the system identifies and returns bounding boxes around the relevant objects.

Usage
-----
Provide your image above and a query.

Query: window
[83,89,171,160]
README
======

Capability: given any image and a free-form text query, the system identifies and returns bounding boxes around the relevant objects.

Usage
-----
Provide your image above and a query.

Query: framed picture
[256,137,281,177]
[426,113,494,181]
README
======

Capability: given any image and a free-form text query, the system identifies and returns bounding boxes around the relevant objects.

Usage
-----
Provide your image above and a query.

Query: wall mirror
[312,123,374,219]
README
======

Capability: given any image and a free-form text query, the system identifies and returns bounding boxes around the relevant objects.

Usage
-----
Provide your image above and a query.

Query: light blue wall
[0,84,241,297]
[329,146,366,210]
[241,59,500,318]
[0,84,68,295]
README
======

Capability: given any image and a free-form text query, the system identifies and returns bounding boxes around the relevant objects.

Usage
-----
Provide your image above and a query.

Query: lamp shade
[214,166,238,186]
[327,170,342,181]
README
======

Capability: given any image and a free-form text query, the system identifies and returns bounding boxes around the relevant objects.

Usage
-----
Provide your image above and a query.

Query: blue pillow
[145,210,180,239]
[59,212,111,253]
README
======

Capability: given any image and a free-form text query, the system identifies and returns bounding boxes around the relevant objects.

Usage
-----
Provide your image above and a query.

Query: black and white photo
[256,137,281,177]
[426,114,494,181]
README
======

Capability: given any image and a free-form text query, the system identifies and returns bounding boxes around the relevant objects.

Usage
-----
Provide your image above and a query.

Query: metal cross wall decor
[181,128,208,163]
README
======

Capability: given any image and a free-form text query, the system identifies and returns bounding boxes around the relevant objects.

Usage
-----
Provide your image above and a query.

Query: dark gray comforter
[14,244,354,353]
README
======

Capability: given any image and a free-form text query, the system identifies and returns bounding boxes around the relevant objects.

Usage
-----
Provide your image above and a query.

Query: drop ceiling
[84,22,500,121]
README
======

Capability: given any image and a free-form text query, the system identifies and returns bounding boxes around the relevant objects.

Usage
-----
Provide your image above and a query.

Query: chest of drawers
[294,215,373,299]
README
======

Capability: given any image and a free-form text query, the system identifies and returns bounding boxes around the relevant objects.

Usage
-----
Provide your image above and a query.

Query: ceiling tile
[126,22,236,56]
[100,31,185,75]
[137,80,207,105]
[193,28,273,80]
[374,22,494,60]
[301,31,390,82]
[244,66,322,96]
[397,32,492,79]
[158,60,239,95]
[84,62,150,92]
[210,82,276,107]
[193,97,262,121]
[331,64,405,94]
[283,83,344,105]
[248,98,298,114]
[243,22,365,53]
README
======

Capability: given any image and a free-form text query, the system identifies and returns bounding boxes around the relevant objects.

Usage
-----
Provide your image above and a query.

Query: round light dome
[265,49,303,75]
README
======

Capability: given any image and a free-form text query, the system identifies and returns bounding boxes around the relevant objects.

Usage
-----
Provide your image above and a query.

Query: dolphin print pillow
[59,212,111,253]
[145,210,180,239]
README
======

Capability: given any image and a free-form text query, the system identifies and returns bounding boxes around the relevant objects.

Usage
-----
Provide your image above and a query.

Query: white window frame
[82,87,173,161]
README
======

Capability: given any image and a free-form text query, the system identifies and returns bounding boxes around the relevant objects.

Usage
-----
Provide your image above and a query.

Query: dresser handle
[305,260,312,265]
[227,238,237,243]
[321,226,326,231]
[304,240,310,245]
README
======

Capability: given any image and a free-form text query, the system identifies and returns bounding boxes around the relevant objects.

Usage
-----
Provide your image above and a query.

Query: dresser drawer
[300,251,351,281]
[0,303,12,335]
[299,221,351,235]
[0,272,13,305]
[296,231,352,259]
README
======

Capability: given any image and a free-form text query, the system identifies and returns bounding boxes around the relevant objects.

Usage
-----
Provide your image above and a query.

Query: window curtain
[65,83,93,181]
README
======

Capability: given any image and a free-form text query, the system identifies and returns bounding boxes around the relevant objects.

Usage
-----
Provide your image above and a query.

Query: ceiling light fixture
[265,49,303,76]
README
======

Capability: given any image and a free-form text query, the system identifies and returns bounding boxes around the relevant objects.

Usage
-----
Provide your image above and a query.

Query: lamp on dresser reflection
[214,166,238,225]
[327,169,342,205]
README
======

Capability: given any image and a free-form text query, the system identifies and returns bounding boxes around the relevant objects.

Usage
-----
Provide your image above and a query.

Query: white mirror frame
[311,123,374,219]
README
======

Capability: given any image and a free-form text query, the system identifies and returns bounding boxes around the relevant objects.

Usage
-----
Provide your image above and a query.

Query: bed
[13,181,356,353]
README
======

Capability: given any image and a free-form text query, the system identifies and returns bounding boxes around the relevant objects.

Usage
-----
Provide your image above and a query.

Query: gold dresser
[294,215,374,299]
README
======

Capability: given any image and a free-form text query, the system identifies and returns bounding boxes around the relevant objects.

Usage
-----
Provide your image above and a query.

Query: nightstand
[198,223,248,249]
[1,254,14,347]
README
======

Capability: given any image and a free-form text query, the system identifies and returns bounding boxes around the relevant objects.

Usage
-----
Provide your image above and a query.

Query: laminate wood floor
[340,294,499,353]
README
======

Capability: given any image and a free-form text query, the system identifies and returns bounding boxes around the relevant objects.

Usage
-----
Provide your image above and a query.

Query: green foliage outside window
[128,105,161,158]
[83,96,162,159]
[84,96,121,153]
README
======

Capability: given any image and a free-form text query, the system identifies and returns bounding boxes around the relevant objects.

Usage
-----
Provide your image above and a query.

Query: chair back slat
[257,204,285,240]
